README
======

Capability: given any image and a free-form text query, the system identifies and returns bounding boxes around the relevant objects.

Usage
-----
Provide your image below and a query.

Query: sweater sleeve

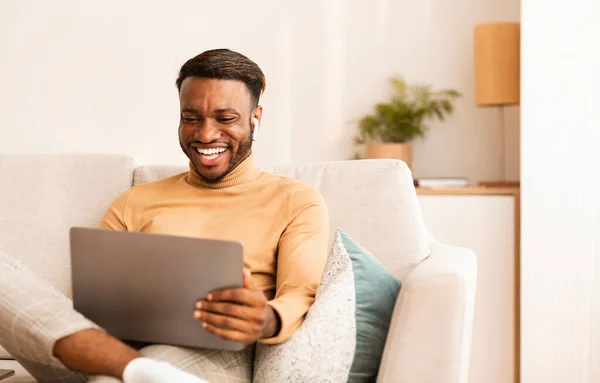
[99,189,133,230]
[259,184,330,344]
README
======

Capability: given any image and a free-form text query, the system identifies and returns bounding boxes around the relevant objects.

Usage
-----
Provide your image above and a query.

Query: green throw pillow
[338,229,402,383]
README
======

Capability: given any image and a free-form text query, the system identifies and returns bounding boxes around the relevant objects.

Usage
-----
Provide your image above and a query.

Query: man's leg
[0,250,139,382]
[135,344,255,383]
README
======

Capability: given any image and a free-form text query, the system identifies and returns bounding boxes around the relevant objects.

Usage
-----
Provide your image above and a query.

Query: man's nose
[194,121,220,143]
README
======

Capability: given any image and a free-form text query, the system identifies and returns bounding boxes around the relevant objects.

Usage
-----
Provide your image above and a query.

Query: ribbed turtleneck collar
[186,152,259,189]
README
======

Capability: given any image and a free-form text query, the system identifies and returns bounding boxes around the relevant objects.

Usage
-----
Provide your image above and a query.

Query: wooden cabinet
[417,187,520,383]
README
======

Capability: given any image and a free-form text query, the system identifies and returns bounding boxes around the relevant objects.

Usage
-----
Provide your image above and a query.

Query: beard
[191,131,253,185]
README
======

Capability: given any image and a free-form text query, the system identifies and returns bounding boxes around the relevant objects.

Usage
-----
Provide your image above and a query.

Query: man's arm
[260,185,329,344]
[194,184,329,345]
[100,188,133,230]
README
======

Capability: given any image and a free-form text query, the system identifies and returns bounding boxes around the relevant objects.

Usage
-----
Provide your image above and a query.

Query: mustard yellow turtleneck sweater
[99,153,329,344]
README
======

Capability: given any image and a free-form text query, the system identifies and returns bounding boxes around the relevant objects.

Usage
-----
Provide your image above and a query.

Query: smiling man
[178,76,259,183]
[0,49,329,383]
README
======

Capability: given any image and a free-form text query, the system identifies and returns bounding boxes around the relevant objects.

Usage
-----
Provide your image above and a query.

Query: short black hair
[176,49,266,107]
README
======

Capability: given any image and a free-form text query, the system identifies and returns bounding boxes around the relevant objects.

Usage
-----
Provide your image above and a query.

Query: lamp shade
[474,22,520,106]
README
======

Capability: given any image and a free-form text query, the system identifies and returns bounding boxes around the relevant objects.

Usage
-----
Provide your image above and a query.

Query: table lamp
[474,22,520,187]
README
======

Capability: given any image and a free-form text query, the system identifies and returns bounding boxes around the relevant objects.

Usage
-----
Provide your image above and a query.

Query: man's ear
[251,106,263,141]
[252,105,263,125]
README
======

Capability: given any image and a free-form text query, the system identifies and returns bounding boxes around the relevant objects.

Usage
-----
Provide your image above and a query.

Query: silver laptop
[69,227,246,351]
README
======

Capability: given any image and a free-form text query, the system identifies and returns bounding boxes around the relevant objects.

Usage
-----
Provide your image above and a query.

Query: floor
[0,360,33,382]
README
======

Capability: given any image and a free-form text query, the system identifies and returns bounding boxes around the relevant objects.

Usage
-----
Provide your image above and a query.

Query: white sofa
[0,154,477,382]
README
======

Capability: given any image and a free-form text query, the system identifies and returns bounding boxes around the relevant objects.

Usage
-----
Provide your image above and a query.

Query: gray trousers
[0,251,254,383]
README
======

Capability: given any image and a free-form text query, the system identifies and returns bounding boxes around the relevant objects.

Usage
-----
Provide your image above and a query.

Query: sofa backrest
[0,154,430,292]
[0,154,135,296]
[134,159,430,280]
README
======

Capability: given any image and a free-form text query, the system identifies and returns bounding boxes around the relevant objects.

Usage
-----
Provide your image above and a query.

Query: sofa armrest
[377,242,477,383]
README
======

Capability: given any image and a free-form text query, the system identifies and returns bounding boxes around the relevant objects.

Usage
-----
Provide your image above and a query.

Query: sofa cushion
[134,159,430,280]
[341,228,401,381]
[0,154,135,297]
[253,229,401,382]
[253,229,356,382]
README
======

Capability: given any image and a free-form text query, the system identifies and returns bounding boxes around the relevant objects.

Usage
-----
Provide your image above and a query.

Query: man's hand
[194,269,281,344]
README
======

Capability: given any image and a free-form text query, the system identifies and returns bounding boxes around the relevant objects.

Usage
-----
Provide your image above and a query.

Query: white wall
[0,0,519,183]
[521,0,600,381]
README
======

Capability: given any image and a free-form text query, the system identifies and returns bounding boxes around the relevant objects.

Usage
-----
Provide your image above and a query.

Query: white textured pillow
[253,231,356,382]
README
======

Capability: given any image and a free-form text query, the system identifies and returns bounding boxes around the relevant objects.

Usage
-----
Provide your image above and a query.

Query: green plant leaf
[390,76,408,101]
[354,77,462,145]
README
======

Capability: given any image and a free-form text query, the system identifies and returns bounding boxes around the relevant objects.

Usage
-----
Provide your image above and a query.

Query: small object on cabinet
[0,369,15,381]
[414,177,469,188]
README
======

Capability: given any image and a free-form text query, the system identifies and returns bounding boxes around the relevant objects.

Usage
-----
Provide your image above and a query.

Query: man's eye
[182,117,198,123]
[219,118,235,124]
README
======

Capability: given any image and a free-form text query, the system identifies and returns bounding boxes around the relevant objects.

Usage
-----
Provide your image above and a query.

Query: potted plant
[354,76,462,168]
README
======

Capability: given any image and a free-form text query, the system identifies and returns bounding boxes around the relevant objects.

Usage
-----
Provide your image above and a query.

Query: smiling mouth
[195,147,228,161]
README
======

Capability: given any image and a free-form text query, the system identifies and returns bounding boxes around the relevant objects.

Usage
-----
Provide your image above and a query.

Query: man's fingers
[242,268,257,290]
[196,301,263,323]
[207,288,264,307]
[207,288,252,305]
[243,268,251,289]
[195,310,261,336]
[202,322,255,344]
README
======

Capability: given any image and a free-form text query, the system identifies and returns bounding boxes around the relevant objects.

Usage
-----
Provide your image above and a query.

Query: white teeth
[196,147,227,155]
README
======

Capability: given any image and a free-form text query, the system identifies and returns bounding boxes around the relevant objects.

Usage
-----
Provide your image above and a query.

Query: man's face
[178,77,260,183]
